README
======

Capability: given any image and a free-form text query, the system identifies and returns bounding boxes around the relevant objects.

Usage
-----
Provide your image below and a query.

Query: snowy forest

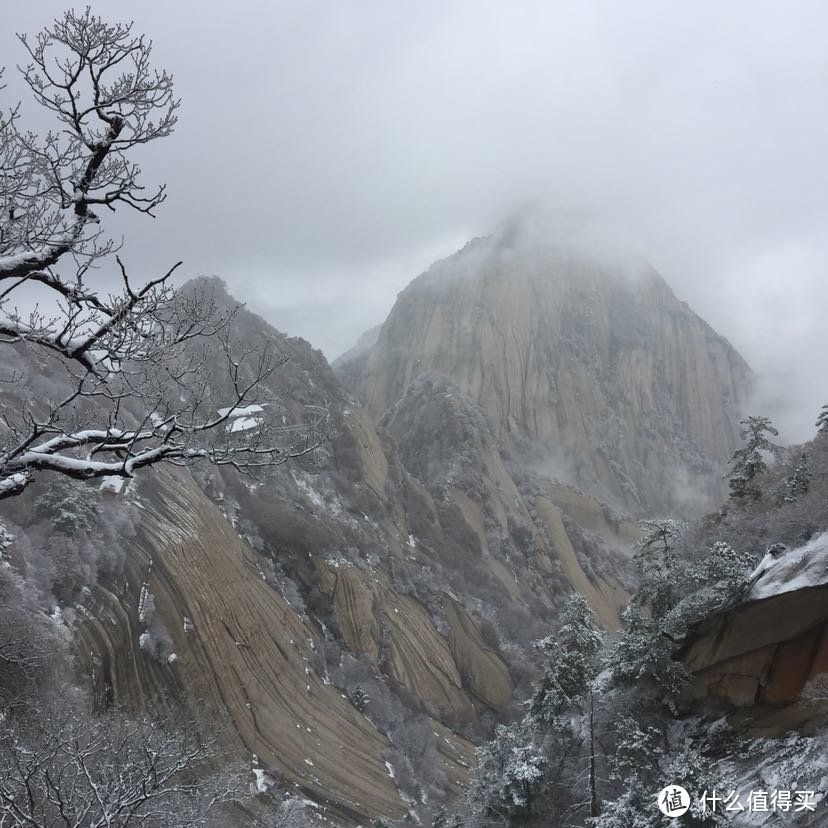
[1,7,827,828]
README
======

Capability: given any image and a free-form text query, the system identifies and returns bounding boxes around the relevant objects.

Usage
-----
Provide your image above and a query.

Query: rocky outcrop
[374,370,631,630]
[444,598,513,709]
[339,232,752,516]
[318,562,481,722]
[679,535,828,734]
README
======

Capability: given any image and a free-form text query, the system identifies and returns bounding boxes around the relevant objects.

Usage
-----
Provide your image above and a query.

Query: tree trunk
[589,691,599,817]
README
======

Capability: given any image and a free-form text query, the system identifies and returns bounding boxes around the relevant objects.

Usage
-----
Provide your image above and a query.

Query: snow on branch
[0,10,325,497]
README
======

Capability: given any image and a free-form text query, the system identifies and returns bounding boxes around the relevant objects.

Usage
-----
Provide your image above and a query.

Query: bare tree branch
[0,10,323,499]
[0,705,244,827]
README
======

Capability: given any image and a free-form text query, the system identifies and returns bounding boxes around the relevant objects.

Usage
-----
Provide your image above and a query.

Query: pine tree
[610,533,753,699]
[529,593,603,724]
[588,718,725,827]
[697,540,755,585]
[632,519,687,619]
[587,716,664,828]
[474,721,547,821]
[661,540,757,638]
[472,595,605,824]
[783,452,810,502]
[34,477,100,534]
[727,415,781,499]
[607,605,690,701]
[816,403,828,434]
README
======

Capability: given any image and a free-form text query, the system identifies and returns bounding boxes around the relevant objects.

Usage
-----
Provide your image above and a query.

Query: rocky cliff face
[376,370,633,630]
[338,233,752,516]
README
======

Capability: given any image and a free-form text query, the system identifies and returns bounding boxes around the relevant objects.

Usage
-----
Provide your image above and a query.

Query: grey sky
[3,1,827,441]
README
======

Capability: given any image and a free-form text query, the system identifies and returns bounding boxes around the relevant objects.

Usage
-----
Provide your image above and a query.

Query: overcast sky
[3,1,827,441]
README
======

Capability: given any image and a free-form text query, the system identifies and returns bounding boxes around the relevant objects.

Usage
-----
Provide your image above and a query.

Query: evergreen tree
[34,477,100,535]
[783,452,811,502]
[589,716,664,827]
[474,721,546,821]
[727,415,781,499]
[663,747,728,826]
[632,519,687,619]
[816,403,828,434]
[588,718,725,827]
[610,535,754,700]
[609,520,693,702]
[694,540,755,586]
[472,594,605,825]
[607,605,691,702]
[660,541,757,639]
[529,593,603,724]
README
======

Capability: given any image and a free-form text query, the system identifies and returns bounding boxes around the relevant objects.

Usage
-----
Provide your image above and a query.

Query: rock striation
[76,467,411,823]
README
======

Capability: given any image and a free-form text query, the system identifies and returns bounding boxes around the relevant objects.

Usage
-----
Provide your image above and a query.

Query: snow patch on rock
[747,533,828,602]
[99,475,126,494]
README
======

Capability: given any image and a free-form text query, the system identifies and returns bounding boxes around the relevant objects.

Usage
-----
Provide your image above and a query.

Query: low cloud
[3,0,825,439]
